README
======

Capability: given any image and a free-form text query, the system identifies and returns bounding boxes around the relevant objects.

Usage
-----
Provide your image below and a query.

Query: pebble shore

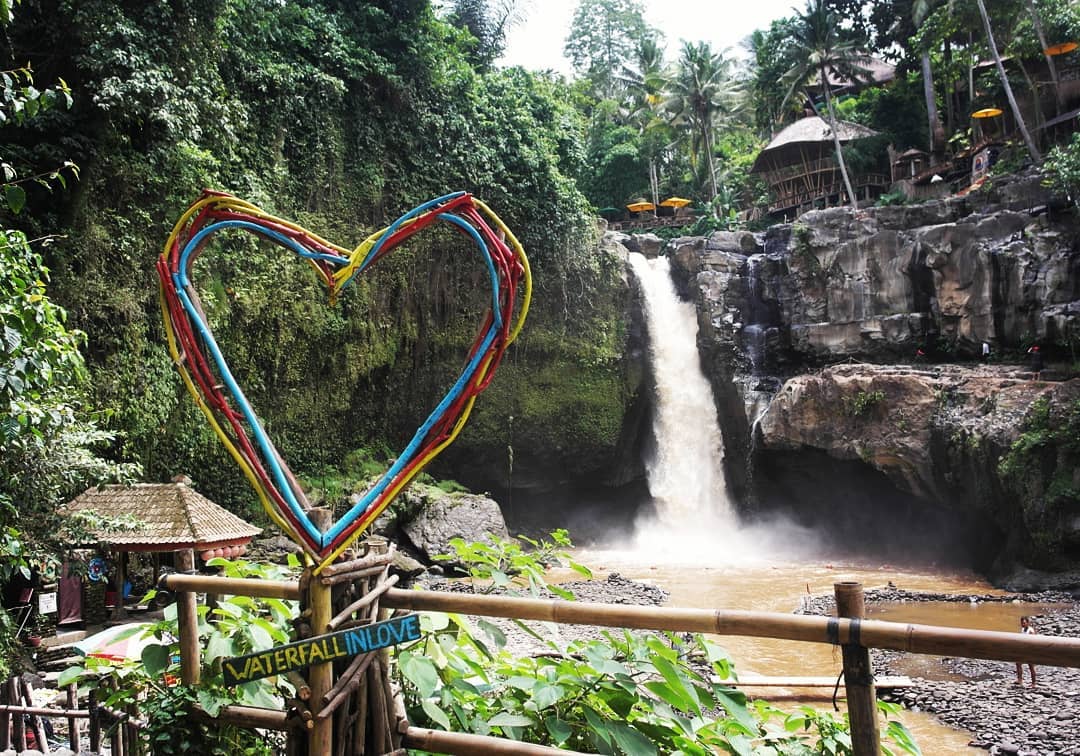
[800,587,1080,755]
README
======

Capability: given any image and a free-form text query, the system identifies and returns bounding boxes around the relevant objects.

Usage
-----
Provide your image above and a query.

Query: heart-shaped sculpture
[156,190,530,568]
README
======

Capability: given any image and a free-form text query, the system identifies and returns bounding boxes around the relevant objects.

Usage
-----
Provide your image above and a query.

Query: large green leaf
[421,698,451,730]
[609,722,658,756]
[55,665,84,688]
[488,712,536,728]
[532,682,565,709]
[544,715,572,745]
[140,644,171,676]
[3,184,25,214]
[399,650,440,698]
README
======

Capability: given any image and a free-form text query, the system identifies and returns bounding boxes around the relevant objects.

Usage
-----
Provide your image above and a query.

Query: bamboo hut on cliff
[751,116,888,220]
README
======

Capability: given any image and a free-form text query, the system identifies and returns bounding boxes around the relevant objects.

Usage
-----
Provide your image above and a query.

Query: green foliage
[1043,132,1080,209]
[433,529,591,597]
[998,396,1080,566]
[844,390,886,418]
[0,230,138,527]
[63,557,295,755]
[402,534,921,754]
[564,0,654,100]
[663,41,740,202]
[0,0,608,514]
[443,0,523,70]
[0,63,76,216]
[876,190,909,207]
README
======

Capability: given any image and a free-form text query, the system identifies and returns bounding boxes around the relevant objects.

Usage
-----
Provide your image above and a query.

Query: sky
[497,0,799,75]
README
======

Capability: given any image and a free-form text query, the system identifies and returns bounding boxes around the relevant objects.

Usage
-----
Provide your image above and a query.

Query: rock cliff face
[648,171,1080,579]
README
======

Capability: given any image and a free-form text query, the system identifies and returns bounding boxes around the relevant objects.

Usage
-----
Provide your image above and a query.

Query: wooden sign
[222,613,421,686]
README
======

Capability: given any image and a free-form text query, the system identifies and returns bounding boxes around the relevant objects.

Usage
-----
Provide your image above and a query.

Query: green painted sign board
[222,613,421,686]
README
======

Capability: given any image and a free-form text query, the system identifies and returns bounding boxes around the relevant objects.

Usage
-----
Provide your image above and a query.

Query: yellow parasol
[626,201,655,213]
[971,107,1003,118]
[1043,42,1078,56]
[659,197,692,208]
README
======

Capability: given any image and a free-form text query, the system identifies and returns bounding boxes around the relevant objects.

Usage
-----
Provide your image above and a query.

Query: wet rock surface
[756,363,1080,578]
[800,588,1080,754]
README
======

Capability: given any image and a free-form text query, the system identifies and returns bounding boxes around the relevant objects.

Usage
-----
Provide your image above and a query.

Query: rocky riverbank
[800,587,1080,755]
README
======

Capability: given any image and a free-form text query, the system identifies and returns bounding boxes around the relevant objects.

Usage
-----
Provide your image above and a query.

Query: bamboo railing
[160,570,1080,756]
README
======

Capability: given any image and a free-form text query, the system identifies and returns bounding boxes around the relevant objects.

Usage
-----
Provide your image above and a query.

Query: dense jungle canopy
[1,0,1079,557]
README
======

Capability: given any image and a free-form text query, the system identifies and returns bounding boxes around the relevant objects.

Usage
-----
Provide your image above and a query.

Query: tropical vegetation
[0,0,1078,749]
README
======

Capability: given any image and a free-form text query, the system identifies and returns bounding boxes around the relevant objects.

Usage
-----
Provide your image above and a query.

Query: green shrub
[1044,132,1080,209]
[401,533,921,754]
[844,390,886,418]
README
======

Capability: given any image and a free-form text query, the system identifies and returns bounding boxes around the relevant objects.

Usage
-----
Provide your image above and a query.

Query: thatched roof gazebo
[751,116,888,220]
[63,481,261,618]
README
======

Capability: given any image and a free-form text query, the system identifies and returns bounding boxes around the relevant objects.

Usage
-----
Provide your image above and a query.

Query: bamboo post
[379,588,1080,668]
[176,548,201,686]
[366,656,390,753]
[127,700,142,756]
[190,704,291,730]
[0,677,10,751]
[21,678,49,755]
[308,508,334,756]
[10,679,24,751]
[351,658,369,754]
[286,670,312,701]
[402,725,588,755]
[835,582,880,756]
[88,688,101,753]
[68,683,82,752]
[114,548,128,620]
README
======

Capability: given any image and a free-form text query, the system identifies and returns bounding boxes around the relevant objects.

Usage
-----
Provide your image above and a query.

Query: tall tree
[1026,0,1064,115]
[972,0,1042,161]
[781,0,873,210]
[618,35,669,206]
[746,19,799,138]
[564,0,652,100]
[664,42,738,202]
[913,0,947,155]
[448,0,523,69]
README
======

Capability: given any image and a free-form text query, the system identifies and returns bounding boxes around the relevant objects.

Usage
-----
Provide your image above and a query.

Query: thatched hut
[62,481,261,620]
[751,116,888,220]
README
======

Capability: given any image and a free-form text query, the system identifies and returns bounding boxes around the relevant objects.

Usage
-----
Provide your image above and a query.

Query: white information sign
[38,592,57,614]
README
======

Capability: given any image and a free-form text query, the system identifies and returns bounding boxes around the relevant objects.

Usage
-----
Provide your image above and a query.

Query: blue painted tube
[323,323,499,545]
[338,191,467,292]
[435,213,502,329]
[176,221,348,288]
[171,274,321,544]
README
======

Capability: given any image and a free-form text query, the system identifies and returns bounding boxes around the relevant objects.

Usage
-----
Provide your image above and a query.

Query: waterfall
[629,253,738,549]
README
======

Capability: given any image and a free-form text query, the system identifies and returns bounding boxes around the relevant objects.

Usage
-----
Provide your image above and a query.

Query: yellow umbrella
[626,201,655,213]
[660,197,692,208]
[971,107,1003,118]
[1043,41,1078,56]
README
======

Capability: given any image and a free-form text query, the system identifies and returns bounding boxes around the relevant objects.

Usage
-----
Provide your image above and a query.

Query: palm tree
[972,0,1041,162]
[1026,0,1064,116]
[780,0,873,210]
[618,36,669,206]
[664,41,738,202]
[912,0,947,155]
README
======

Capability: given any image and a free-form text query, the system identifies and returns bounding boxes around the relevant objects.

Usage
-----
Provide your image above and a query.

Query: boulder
[757,363,1080,572]
[622,233,664,258]
[400,489,509,562]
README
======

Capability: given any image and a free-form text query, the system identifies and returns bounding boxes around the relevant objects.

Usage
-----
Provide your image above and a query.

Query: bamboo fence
[156,562,1080,756]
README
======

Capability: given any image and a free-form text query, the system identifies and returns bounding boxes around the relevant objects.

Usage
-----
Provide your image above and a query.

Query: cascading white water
[629,253,739,549]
